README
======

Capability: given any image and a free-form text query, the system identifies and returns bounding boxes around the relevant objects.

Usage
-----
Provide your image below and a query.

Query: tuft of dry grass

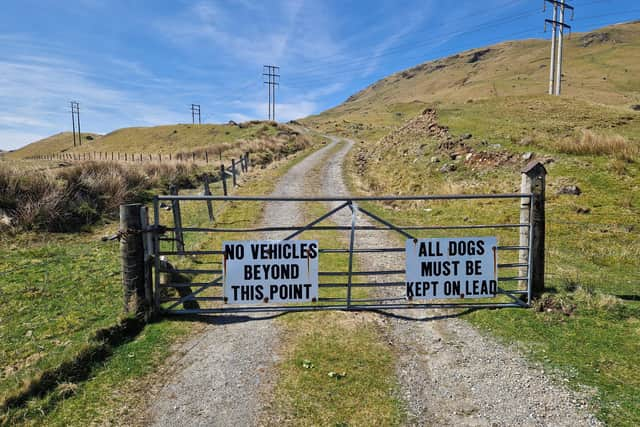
[555,130,639,160]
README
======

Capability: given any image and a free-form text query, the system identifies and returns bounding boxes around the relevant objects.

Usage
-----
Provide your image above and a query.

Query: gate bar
[284,201,350,241]
[158,194,532,202]
[174,223,530,233]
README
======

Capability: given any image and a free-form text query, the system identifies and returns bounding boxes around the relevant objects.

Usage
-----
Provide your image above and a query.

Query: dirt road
[149,136,600,426]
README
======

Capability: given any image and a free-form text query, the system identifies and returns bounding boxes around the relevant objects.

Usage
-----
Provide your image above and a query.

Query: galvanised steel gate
[150,194,535,315]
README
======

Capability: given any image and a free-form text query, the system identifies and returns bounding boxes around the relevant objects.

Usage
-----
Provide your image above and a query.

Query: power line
[191,104,201,125]
[283,7,632,91]
[263,65,280,121]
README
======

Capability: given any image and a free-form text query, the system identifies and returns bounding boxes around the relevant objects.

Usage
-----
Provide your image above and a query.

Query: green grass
[0,138,325,425]
[0,230,123,401]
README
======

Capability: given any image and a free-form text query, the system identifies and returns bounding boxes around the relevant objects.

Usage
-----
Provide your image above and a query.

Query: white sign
[405,237,498,300]
[223,240,319,304]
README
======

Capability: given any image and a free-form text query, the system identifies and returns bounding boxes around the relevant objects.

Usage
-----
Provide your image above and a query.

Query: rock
[465,153,473,161]
[0,209,11,227]
[576,207,591,214]
[439,163,457,173]
[461,133,472,140]
[430,156,441,163]
[228,120,238,126]
[450,153,459,160]
[85,135,94,141]
[522,152,534,161]
[558,185,581,196]
[490,144,502,150]
[631,104,640,111]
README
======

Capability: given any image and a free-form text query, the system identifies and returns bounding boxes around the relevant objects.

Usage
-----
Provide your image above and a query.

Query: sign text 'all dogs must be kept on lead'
[405,237,498,300]
[223,240,319,304]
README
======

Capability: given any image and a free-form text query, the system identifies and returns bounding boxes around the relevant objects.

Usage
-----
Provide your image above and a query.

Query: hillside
[6,121,295,160]
[304,21,640,141]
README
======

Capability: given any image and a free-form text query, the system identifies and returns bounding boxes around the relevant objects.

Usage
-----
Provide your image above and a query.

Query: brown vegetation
[555,129,639,161]
[0,161,198,232]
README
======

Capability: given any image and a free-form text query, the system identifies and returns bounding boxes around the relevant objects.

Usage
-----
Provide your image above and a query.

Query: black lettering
[251,244,260,260]
[225,244,244,260]
[232,285,240,300]
[282,244,292,259]
[406,282,414,298]
[255,285,264,300]
[308,243,318,259]
[476,240,485,255]
[244,265,253,280]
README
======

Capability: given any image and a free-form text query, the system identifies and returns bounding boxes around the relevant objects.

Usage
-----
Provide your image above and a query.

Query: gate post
[520,161,547,299]
[120,203,147,315]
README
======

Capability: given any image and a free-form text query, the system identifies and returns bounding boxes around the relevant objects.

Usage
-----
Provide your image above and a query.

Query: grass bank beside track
[0,141,324,426]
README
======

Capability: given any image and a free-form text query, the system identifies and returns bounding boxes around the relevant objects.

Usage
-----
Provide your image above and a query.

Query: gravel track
[149,136,600,426]
[148,140,340,426]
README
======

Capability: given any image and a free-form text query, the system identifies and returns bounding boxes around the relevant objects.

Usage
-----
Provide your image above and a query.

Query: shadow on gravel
[369,308,478,322]
[166,312,289,325]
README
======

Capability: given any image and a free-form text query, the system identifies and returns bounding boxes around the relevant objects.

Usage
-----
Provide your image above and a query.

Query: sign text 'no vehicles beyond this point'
[223,240,319,304]
[405,237,498,300]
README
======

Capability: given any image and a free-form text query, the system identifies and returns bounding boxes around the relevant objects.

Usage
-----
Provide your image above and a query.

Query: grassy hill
[5,121,291,160]
[303,21,640,425]
[304,21,640,141]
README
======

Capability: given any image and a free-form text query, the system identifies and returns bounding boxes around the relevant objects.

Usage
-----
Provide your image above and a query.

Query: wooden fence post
[220,164,228,196]
[245,152,250,170]
[120,204,147,315]
[231,159,237,187]
[520,161,546,299]
[169,185,185,255]
[203,175,214,221]
[205,151,209,164]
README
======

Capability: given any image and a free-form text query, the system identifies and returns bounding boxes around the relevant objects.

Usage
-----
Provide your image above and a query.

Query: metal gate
[150,194,535,315]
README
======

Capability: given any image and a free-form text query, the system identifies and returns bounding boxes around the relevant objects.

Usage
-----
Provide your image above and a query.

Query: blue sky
[0,0,638,150]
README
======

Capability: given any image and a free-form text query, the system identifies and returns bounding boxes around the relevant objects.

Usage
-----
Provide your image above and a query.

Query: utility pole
[544,0,573,96]
[70,101,81,146]
[70,101,77,147]
[191,104,201,125]
[263,65,280,121]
